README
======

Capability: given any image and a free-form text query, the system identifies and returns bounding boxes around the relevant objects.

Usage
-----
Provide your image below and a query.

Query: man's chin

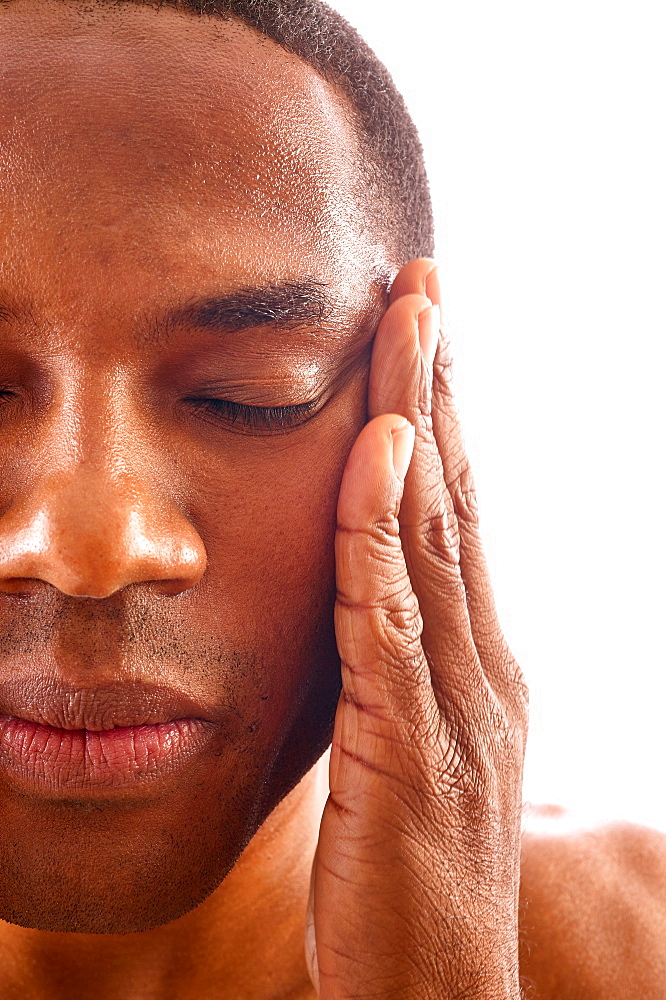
[0,767,263,934]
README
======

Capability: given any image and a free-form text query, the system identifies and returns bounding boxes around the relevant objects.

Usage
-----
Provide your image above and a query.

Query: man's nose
[0,404,207,599]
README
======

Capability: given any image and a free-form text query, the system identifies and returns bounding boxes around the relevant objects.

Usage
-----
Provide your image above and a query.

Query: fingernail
[425,265,441,310]
[391,421,416,483]
[419,305,441,367]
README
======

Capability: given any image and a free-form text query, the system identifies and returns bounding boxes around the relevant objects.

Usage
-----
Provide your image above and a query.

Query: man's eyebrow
[140,278,340,345]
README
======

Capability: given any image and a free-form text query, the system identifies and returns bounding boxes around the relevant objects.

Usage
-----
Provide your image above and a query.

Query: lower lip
[0,715,215,791]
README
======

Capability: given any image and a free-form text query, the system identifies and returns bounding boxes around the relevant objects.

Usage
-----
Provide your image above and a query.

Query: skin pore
[0,2,391,996]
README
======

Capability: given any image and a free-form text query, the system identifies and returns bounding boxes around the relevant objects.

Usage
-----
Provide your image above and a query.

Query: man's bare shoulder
[518,803,666,999]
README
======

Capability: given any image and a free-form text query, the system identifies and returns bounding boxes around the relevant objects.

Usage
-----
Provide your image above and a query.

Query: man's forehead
[0,1,384,316]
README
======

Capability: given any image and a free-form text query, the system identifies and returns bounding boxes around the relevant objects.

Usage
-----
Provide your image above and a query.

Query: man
[0,1,663,997]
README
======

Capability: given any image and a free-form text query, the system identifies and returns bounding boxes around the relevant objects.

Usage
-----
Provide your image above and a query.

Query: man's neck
[0,751,330,1000]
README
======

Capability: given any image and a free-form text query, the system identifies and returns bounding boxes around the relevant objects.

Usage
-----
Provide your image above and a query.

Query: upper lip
[0,675,212,731]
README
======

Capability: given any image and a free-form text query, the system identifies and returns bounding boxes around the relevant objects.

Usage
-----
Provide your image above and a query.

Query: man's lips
[0,674,215,730]
[0,676,219,791]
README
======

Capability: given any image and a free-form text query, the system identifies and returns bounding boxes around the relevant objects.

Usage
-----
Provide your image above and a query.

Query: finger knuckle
[336,507,400,543]
[384,595,425,659]
[448,463,478,526]
[433,347,454,390]
[336,587,427,674]
[335,523,408,609]
[404,510,460,570]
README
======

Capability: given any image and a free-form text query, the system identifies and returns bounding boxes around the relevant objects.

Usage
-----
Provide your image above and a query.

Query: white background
[328,0,666,828]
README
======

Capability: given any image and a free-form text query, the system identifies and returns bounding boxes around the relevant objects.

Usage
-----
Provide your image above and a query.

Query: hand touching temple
[0,3,664,999]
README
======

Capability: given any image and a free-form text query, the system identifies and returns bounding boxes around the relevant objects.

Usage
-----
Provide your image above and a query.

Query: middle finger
[368,294,486,708]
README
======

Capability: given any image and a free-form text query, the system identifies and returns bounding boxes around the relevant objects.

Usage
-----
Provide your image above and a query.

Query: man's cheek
[195,367,368,588]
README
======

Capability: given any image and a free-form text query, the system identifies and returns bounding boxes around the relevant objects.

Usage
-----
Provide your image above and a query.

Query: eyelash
[186,397,319,431]
[0,390,318,433]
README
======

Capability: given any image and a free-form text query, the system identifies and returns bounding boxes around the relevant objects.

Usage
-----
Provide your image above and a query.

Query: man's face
[0,1,393,933]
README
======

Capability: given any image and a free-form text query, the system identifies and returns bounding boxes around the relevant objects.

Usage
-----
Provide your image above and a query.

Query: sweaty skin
[0,3,664,999]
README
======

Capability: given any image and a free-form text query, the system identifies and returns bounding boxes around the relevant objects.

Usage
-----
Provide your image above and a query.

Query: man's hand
[304,258,529,999]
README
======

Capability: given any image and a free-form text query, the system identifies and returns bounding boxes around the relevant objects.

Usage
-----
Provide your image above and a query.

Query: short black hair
[91,0,436,264]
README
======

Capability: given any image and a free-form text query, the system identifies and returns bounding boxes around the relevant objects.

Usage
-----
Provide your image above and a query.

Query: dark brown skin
[0,3,664,999]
